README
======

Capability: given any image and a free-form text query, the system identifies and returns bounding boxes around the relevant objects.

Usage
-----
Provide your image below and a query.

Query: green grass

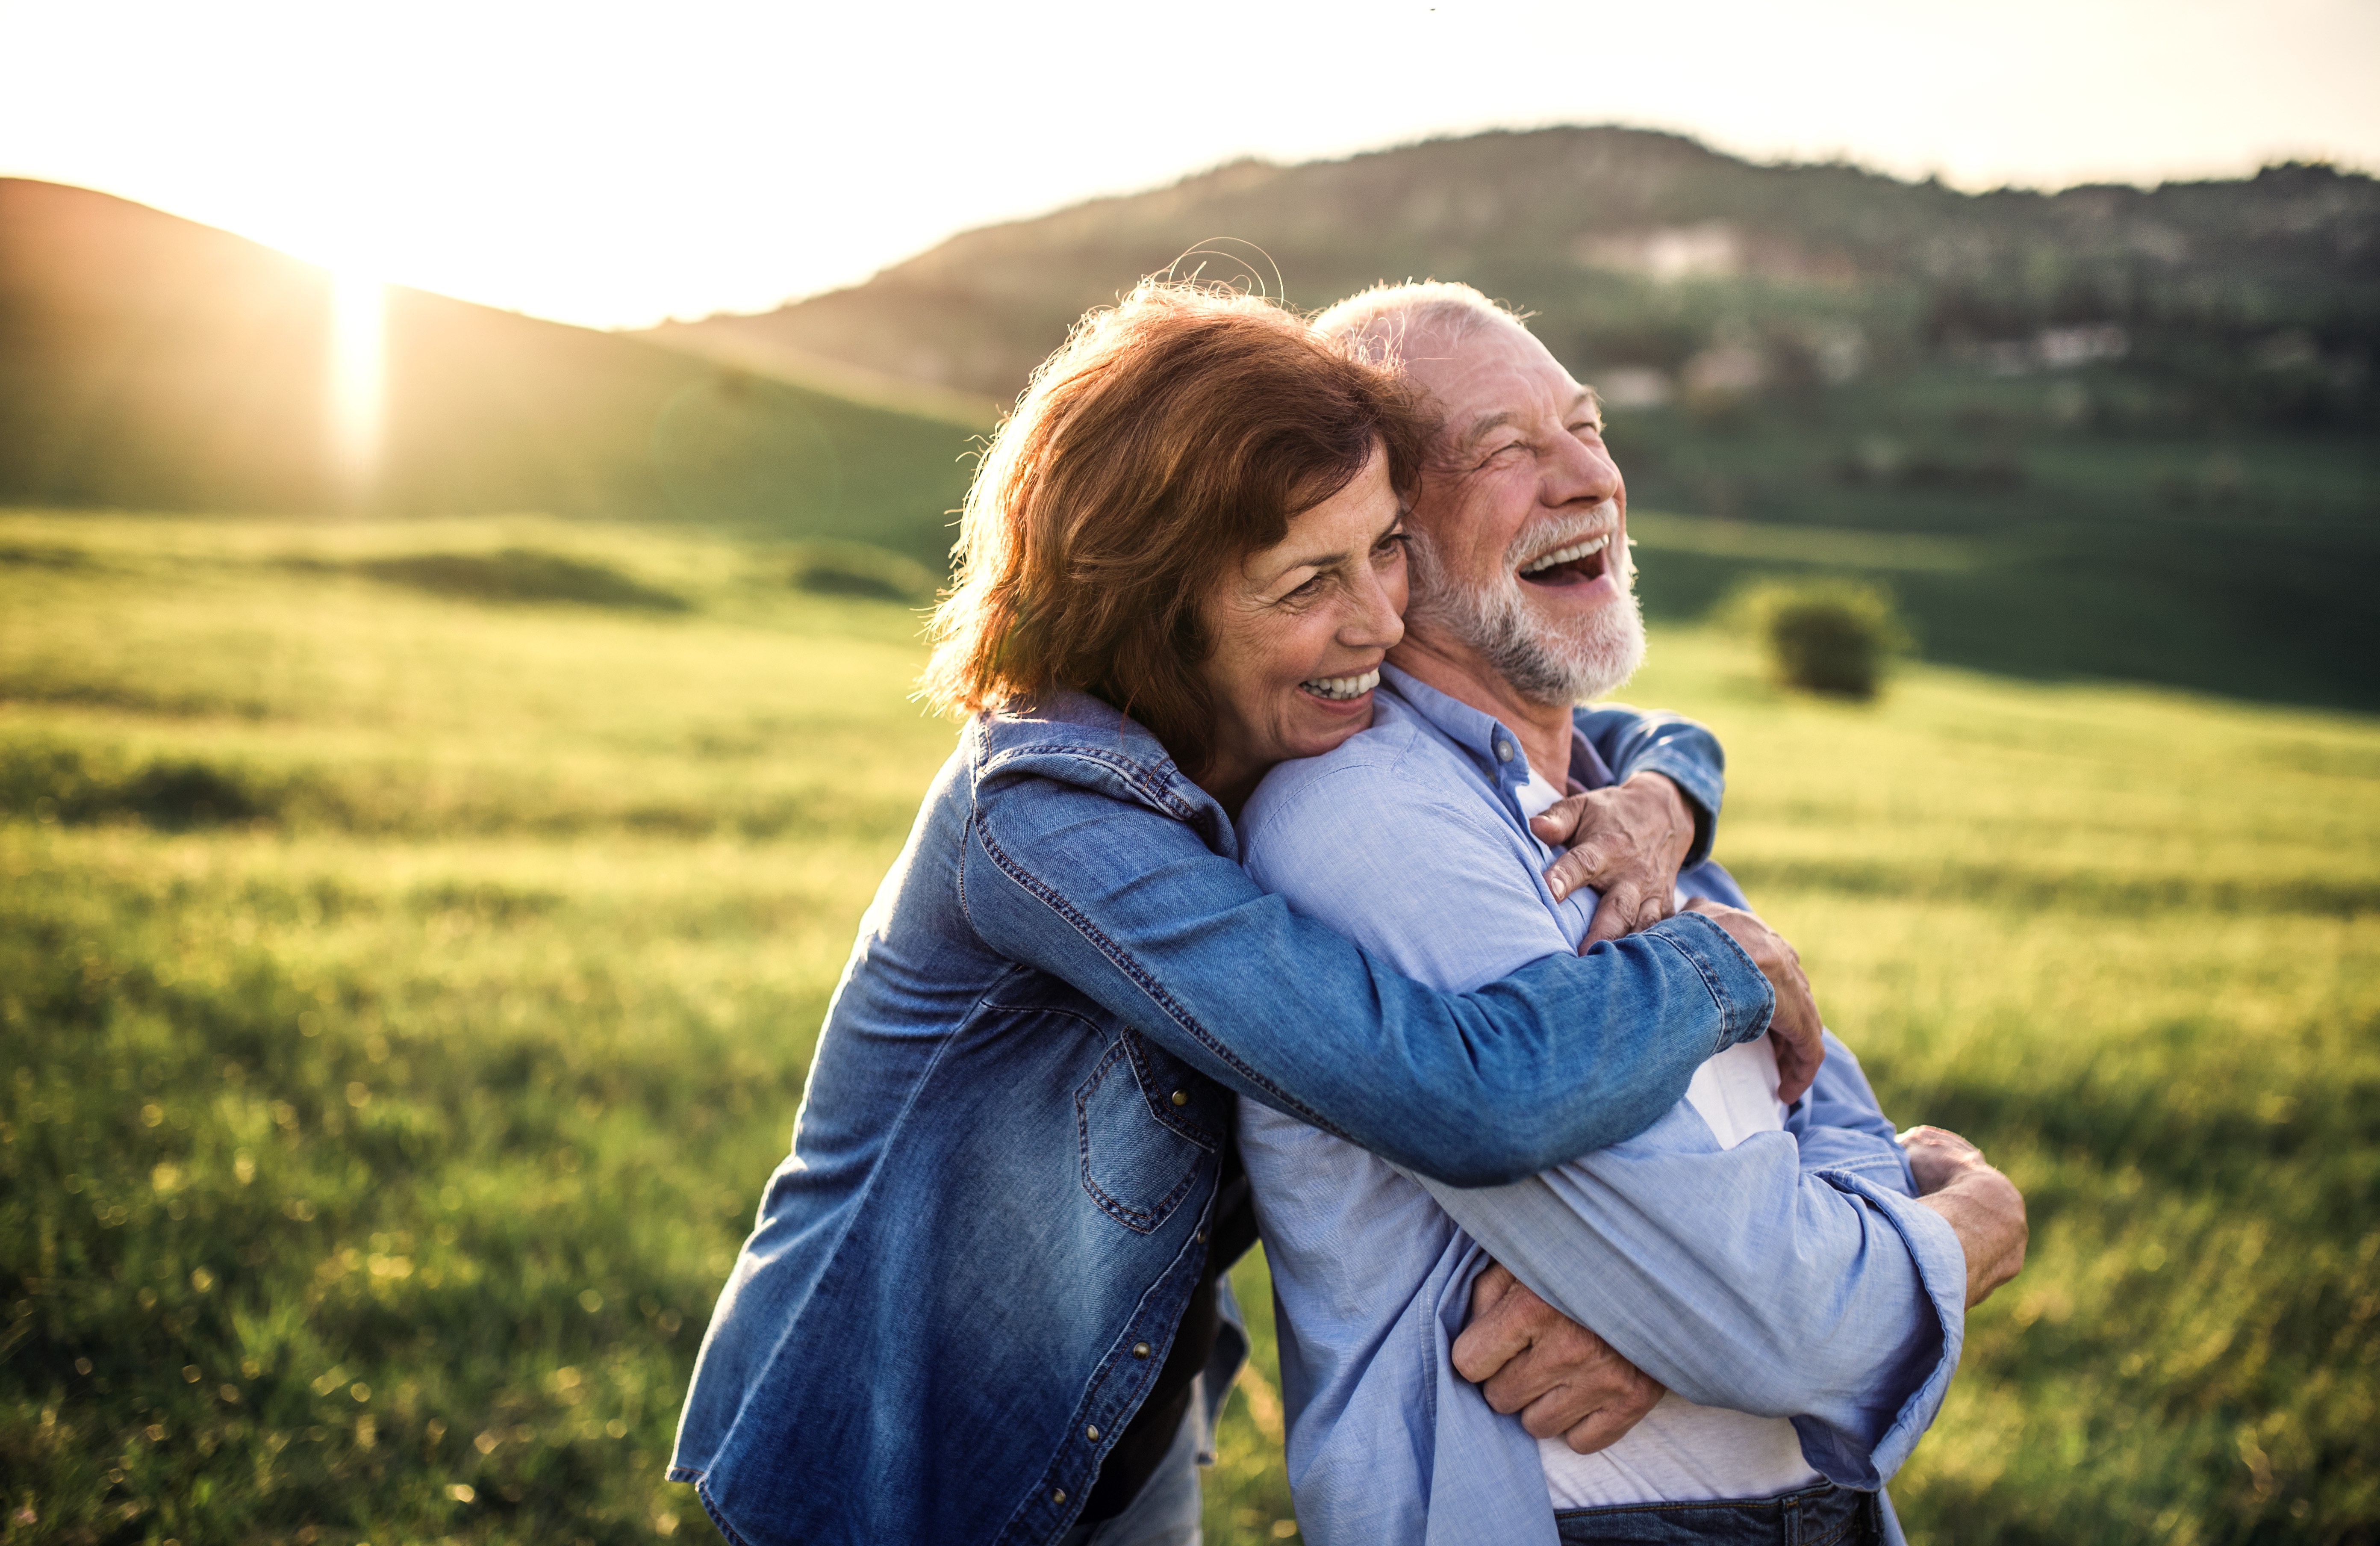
[3,511,2375,1544]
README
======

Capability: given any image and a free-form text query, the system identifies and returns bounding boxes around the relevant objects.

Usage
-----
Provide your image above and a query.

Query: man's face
[1398,321,1644,705]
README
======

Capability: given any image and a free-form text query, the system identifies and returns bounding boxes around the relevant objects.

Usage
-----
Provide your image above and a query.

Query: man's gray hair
[1312,281,1532,372]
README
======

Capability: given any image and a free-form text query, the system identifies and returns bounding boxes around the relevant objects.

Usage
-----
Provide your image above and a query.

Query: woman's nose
[1344,561,1405,650]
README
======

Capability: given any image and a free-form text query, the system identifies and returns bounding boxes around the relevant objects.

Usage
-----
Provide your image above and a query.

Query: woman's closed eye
[1275,569,1332,606]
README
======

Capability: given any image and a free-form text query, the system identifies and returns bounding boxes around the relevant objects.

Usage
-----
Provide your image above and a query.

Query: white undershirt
[1514,765,1823,1508]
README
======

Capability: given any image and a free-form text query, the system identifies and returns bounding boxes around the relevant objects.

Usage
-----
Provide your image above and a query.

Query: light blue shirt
[1235,667,1969,1546]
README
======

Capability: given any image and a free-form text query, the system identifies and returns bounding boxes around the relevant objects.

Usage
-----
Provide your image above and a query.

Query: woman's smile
[1196,444,1408,809]
[1300,666,1382,702]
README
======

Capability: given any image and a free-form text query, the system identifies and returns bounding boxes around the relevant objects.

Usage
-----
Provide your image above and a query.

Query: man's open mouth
[1300,668,1380,702]
[1517,533,1613,588]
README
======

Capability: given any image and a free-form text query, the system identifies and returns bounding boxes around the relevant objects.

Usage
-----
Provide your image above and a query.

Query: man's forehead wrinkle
[1451,381,1589,451]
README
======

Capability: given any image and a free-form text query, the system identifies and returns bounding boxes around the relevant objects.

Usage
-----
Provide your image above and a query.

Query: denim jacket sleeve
[1576,703,1725,866]
[961,763,1775,1188]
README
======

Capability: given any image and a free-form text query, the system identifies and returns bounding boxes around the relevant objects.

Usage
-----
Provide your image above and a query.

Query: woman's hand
[1900,1125,2029,1307]
[1453,1262,1665,1454]
[1679,897,1825,1103]
[1532,773,1695,946]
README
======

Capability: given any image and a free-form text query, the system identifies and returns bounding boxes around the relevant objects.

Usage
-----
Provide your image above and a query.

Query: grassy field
[3,510,2375,1544]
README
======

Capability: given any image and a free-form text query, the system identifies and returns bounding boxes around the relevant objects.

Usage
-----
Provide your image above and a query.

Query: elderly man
[1234,283,2027,1546]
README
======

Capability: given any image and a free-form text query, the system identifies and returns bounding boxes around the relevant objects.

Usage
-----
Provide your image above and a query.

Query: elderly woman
[667,284,1817,1546]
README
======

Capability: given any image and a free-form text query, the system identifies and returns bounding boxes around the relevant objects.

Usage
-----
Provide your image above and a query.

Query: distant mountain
[648,127,2380,710]
[650,126,2379,428]
[0,179,974,562]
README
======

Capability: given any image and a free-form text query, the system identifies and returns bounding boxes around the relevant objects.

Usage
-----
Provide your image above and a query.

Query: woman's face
[1196,444,1408,808]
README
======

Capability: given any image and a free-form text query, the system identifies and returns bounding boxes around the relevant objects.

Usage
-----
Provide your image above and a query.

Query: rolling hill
[651,127,2380,710]
[0,179,977,565]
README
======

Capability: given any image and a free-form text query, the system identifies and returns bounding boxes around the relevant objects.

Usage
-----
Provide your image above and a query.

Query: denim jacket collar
[976,689,1236,856]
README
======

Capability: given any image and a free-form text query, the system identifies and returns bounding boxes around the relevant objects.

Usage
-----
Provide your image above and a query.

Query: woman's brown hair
[921,280,1432,774]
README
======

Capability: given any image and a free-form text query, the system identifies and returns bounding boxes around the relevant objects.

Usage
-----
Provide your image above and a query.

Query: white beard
[1406,524,1647,706]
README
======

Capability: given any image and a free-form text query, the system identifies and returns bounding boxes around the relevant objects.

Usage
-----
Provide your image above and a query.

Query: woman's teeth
[1302,668,1380,702]
[1519,534,1609,578]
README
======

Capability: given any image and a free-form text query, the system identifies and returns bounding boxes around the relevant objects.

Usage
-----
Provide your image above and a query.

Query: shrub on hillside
[351,549,689,611]
[1729,577,1912,699]
[786,541,937,605]
[0,744,285,829]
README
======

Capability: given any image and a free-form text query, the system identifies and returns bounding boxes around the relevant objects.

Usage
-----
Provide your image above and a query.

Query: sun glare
[329,269,385,495]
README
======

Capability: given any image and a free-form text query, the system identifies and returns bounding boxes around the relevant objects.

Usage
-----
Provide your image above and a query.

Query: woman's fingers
[1577,879,1677,949]
[1529,792,1593,847]
[1678,899,1826,1101]
[1764,965,1826,1106]
[1538,776,1693,913]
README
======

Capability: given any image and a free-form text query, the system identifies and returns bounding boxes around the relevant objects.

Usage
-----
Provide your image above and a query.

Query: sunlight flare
[329,268,385,493]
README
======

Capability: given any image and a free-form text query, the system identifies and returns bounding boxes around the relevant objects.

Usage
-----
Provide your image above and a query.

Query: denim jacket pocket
[1076,1029,1219,1233]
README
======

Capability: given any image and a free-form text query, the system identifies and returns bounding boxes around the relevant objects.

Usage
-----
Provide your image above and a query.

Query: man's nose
[1545,429,1622,509]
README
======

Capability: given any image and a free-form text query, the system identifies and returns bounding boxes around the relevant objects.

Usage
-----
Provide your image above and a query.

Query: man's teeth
[1302,668,1380,701]
[1519,534,1610,577]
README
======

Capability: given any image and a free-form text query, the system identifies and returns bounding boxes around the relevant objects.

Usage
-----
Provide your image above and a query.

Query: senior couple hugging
[667,280,2029,1546]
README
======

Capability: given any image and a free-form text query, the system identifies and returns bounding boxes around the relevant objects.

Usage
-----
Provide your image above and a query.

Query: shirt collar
[1378,664,1616,824]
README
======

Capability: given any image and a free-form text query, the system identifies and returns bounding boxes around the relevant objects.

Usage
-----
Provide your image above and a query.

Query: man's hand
[1452,1262,1664,1454]
[1679,897,1824,1103]
[1533,772,1696,946]
[1900,1125,2028,1307]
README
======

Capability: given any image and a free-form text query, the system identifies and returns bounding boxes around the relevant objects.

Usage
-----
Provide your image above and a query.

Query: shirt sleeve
[1411,1124,1966,1489]
[962,760,1774,1188]
[1790,1032,1920,1195]
[1576,704,1725,866]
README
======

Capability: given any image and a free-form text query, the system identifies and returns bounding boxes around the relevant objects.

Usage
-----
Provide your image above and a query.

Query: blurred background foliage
[6,124,2377,711]
[1727,577,1914,699]
[3,514,2373,1545]
[2,121,2376,1544]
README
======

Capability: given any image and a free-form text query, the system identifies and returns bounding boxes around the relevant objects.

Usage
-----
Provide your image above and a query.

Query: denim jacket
[668,690,1771,1546]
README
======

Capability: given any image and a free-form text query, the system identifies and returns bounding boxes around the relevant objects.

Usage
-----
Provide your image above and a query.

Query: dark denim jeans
[1555,1484,1883,1546]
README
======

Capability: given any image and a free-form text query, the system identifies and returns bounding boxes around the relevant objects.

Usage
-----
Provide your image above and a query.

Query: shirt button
[1051,1488,1066,1505]
[1132,1342,1152,1358]
[1495,739,1515,762]
[1087,1425,1100,1440]
[1170,1089,1188,1106]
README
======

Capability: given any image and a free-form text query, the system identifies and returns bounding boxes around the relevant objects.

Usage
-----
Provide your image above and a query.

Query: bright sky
[3,0,2373,330]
